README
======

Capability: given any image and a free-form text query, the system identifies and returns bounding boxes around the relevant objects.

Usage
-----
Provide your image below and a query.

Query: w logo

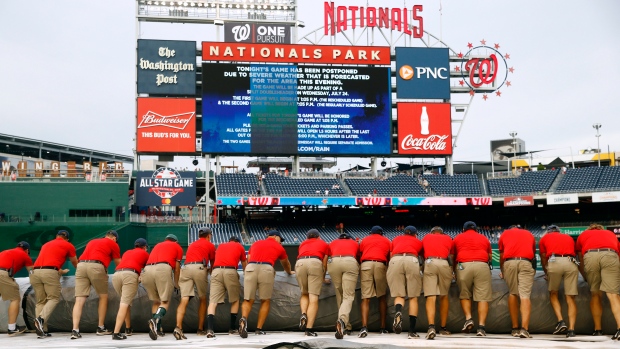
[232,24,251,42]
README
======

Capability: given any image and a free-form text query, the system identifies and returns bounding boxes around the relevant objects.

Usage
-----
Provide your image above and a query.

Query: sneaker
[553,320,568,335]
[439,327,451,335]
[255,329,266,335]
[34,316,45,337]
[566,330,576,338]
[426,326,436,340]
[379,328,389,334]
[112,333,126,340]
[148,318,158,340]
[173,327,187,340]
[462,318,474,333]
[344,329,352,336]
[239,317,248,339]
[157,330,165,337]
[305,330,318,337]
[393,311,402,334]
[70,330,82,340]
[197,329,207,336]
[476,327,486,337]
[228,329,238,335]
[8,326,27,337]
[408,332,419,339]
[206,329,215,338]
[125,327,133,336]
[299,313,308,331]
[519,328,531,338]
[612,329,620,340]
[593,330,604,336]
[358,326,368,338]
[96,326,112,335]
[511,328,520,337]
[335,319,345,339]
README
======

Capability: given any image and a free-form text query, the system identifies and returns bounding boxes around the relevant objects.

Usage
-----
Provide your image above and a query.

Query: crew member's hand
[323,278,331,285]
[59,269,69,275]
[499,272,504,279]
[288,271,296,275]
[543,274,548,281]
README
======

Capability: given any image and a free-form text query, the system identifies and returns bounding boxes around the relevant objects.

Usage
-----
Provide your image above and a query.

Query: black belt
[214,266,236,269]
[552,254,575,258]
[0,268,10,272]
[249,261,273,267]
[460,260,487,263]
[505,257,532,262]
[80,260,104,266]
[585,248,615,254]
[34,266,59,271]
[299,256,321,260]
[361,260,386,265]
[147,262,170,266]
[116,268,138,274]
[392,253,418,258]
[185,262,205,265]
[427,256,448,260]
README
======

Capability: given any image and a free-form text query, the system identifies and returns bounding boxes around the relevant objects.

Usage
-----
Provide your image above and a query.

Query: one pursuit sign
[224,22,291,44]
[137,39,196,95]
[136,168,196,206]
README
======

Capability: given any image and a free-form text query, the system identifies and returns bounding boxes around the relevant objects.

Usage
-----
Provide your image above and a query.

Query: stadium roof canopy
[0,133,134,164]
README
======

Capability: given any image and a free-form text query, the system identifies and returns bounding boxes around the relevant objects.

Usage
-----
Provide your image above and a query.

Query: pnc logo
[399,65,414,80]
[399,65,448,80]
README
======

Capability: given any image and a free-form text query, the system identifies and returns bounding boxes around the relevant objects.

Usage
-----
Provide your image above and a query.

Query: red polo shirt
[298,238,330,259]
[539,232,576,257]
[34,237,77,270]
[360,234,391,263]
[498,228,535,259]
[0,248,33,273]
[116,248,149,275]
[248,238,287,266]
[147,240,183,268]
[576,229,620,254]
[422,233,453,259]
[329,239,359,259]
[213,241,246,268]
[391,235,423,256]
[79,237,121,268]
[453,229,491,263]
[184,238,216,265]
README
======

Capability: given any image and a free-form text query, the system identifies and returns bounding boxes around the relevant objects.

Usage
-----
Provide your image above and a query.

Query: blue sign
[137,39,196,96]
[395,47,450,99]
[135,169,196,206]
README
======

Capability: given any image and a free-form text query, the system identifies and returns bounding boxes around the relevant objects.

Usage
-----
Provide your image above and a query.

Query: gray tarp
[3,270,617,334]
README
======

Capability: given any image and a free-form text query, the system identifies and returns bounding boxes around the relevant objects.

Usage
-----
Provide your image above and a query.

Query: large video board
[201,63,391,155]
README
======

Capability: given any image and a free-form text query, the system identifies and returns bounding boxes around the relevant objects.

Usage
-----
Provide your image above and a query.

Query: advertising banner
[137,39,196,95]
[397,103,452,155]
[559,226,588,237]
[136,98,196,153]
[202,63,391,155]
[135,168,196,206]
[592,191,620,203]
[202,42,391,65]
[504,196,534,207]
[395,47,450,99]
[224,22,291,44]
[546,193,578,205]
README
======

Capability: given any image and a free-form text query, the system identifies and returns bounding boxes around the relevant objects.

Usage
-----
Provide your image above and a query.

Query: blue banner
[395,47,450,99]
[137,39,196,96]
[136,169,196,206]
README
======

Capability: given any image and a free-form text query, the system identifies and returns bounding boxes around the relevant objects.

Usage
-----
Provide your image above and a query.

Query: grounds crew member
[358,225,391,337]
[576,223,620,339]
[0,241,33,336]
[295,229,329,337]
[539,225,578,338]
[387,225,423,339]
[206,236,247,338]
[111,238,149,340]
[421,226,454,339]
[327,231,359,339]
[71,230,121,339]
[142,233,183,340]
[238,230,294,338]
[174,227,215,340]
[31,229,78,338]
[453,221,492,337]
[498,225,536,338]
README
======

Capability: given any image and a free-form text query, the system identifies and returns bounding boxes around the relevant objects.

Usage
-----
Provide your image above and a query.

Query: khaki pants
[112,271,139,305]
[29,269,61,321]
[327,257,358,329]
[0,271,20,301]
[179,264,208,298]
[386,255,421,298]
[210,268,241,304]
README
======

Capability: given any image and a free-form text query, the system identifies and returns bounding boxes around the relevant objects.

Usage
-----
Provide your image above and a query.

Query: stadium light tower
[509,131,518,159]
[593,123,602,167]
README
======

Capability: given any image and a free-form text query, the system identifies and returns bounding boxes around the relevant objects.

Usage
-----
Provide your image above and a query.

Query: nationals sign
[397,103,452,155]
[136,97,196,153]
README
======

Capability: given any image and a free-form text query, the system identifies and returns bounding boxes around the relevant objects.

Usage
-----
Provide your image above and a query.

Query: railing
[0,215,121,223]
[130,213,209,224]
[486,171,521,179]
[0,170,131,183]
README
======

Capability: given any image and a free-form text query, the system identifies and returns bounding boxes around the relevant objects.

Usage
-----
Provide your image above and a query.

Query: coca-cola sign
[136,97,196,153]
[397,103,452,155]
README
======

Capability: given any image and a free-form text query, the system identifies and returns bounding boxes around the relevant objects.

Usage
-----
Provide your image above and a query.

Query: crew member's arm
[174,260,181,288]
[499,251,504,278]
[578,252,586,280]
[241,259,248,271]
[280,257,294,275]
[113,258,122,268]
[322,255,330,283]
[540,252,548,276]
[69,255,78,268]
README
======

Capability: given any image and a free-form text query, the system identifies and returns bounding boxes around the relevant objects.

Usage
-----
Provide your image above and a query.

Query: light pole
[509,131,518,171]
[593,123,602,167]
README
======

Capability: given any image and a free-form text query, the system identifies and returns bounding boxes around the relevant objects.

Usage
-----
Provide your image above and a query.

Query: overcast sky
[1,0,618,172]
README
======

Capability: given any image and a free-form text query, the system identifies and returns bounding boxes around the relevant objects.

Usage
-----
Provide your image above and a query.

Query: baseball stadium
[1,1,619,348]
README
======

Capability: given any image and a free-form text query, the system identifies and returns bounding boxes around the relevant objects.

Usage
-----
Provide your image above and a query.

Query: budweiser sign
[138,111,194,130]
[503,196,534,207]
[397,103,452,155]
